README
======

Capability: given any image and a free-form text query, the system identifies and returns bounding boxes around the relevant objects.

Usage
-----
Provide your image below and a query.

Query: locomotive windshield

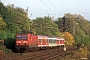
[17,35,28,40]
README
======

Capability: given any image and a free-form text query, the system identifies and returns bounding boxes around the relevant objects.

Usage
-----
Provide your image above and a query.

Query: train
[15,33,66,52]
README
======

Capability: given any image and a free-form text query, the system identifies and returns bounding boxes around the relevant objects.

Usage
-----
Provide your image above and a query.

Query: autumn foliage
[63,32,75,46]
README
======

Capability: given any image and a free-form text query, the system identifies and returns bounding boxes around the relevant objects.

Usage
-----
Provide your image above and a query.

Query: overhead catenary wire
[40,0,52,11]
[2,0,90,20]
[48,0,63,14]
[3,0,62,19]
[48,0,58,11]
[14,0,51,17]
[2,0,63,19]
[40,0,58,16]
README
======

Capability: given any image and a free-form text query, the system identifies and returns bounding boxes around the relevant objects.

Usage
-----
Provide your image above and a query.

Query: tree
[5,4,31,33]
[33,16,61,36]
[64,32,75,46]
[55,13,76,35]
[54,18,63,32]
[0,15,6,31]
[55,13,90,47]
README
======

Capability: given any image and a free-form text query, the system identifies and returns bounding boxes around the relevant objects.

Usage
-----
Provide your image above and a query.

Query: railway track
[13,49,59,60]
[45,50,72,60]
[4,46,76,60]
[32,50,72,60]
[12,48,73,60]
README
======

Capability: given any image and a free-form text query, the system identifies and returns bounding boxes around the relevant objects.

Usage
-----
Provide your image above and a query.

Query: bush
[4,37,15,50]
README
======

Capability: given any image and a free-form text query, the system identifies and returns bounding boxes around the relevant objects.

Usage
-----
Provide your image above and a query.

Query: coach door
[48,38,57,47]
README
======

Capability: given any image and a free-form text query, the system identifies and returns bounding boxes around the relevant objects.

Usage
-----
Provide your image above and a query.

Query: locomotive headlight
[17,43,20,45]
[24,43,27,45]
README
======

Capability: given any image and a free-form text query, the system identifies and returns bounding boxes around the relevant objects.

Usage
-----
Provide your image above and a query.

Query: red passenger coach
[56,37,65,46]
[37,35,48,47]
[56,37,66,51]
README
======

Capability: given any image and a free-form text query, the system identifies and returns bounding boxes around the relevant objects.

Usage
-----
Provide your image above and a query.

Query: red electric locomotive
[15,33,66,52]
[15,33,38,52]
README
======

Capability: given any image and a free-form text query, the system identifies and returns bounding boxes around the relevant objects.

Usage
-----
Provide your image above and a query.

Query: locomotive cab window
[22,36,28,39]
[17,36,22,39]
[16,35,28,40]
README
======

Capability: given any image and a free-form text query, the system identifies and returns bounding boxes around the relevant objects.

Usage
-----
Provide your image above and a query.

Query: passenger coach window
[39,39,42,42]
[49,39,52,43]
[52,39,56,43]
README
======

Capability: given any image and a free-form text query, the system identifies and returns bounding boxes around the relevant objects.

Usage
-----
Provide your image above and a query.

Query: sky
[1,0,90,20]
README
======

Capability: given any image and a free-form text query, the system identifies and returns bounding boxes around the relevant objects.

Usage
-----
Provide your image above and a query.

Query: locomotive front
[15,34,29,52]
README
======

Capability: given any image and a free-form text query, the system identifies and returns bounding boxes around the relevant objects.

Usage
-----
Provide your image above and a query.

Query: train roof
[16,34,28,36]
[37,35,48,39]
[55,37,65,40]
[48,38,56,39]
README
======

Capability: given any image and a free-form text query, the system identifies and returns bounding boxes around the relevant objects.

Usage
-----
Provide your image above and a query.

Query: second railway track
[13,48,74,60]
